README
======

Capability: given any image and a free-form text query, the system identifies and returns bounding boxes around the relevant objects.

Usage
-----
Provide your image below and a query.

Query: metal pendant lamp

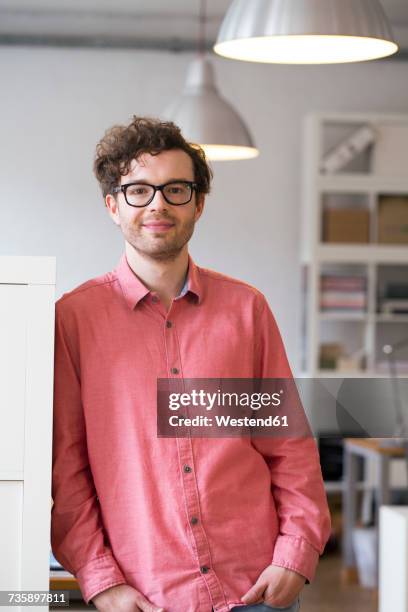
[163,56,258,161]
[214,0,398,64]
[163,0,258,161]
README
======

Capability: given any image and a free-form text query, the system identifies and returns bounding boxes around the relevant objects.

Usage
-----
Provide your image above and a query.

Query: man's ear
[195,193,205,221]
[105,193,121,226]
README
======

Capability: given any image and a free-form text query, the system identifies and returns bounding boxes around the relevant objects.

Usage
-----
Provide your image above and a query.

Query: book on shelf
[321,275,366,290]
[320,294,366,310]
[320,274,367,312]
[320,308,366,316]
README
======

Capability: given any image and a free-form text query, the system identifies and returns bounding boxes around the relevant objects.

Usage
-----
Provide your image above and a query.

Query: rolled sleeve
[271,534,320,583]
[76,553,127,604]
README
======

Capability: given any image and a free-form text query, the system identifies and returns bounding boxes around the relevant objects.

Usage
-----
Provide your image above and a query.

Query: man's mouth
[142,221,175,232]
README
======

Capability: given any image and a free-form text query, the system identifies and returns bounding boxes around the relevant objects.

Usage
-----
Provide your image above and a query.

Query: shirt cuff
[74,552,127,604]
[271,534,320,583]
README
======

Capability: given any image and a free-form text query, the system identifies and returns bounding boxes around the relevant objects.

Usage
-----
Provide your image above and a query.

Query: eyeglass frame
[111,180,199,208]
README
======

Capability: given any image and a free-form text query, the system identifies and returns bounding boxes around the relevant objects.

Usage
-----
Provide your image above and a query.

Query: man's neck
[125,242,189,310]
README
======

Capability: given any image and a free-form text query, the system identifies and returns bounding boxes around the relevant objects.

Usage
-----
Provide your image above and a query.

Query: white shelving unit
[301,112,408,379]
[301,113,408,497]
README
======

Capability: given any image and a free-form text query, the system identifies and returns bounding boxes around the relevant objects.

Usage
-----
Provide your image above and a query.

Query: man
[51,116,331,612]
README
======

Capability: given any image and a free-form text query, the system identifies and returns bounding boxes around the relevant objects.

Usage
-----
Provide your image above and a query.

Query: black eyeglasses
[112,180,198,208]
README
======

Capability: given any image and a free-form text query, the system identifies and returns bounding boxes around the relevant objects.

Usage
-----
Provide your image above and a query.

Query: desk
[49,571,79,590]
[342,438,406,582]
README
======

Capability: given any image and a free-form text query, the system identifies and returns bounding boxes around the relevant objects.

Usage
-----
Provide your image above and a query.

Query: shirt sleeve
[251,295,331,583]
[51,302,127,604]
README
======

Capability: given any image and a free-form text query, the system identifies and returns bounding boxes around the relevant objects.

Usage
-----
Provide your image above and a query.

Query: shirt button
[191,516,199,525]
[166,321,172,328]
[200,565,210,574]
[183,465,192,473]
[151,296,159,304]
[171,367,179,374]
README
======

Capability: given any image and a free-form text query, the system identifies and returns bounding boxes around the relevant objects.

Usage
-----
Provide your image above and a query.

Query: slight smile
[142,222,175,232]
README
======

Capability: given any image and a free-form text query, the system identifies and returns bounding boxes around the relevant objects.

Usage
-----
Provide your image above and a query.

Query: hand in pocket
[240,565,305,609]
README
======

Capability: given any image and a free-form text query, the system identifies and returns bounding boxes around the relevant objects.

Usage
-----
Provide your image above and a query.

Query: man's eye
[128,186,148,195]
[168,187,182,194]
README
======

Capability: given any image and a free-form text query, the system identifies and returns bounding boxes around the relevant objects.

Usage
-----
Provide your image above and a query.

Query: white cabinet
[0,256,56,611]
[379,506,408,612]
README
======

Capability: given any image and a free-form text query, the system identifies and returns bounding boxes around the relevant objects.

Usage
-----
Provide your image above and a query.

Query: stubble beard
[124,217,196,263]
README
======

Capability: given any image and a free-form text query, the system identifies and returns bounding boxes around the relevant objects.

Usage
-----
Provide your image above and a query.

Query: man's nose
[148,188,169,211]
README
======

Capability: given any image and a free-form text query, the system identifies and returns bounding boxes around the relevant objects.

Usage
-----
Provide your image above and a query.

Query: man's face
[105,149,204,261]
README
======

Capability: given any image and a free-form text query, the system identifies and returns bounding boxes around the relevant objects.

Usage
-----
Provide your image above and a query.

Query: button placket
[165,314,181,377]
[164,306,227,609]
[177,438,227,610]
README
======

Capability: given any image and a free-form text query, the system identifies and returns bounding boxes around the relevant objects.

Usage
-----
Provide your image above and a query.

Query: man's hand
[241,565,306,608]
[92,584,165,612]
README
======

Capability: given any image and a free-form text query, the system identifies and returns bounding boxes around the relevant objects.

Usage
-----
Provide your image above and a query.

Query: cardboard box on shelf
[323,208,370,243]
[377,196,408,244]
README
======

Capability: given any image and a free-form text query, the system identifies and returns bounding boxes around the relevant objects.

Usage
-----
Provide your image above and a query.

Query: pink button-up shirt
[51,252,331,612]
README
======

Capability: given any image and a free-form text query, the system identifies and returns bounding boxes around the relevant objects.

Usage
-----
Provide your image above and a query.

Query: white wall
[1,46,408,371]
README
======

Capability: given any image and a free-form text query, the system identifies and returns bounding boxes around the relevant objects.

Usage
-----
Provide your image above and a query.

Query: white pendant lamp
[214,0,398,64]
[163,0,258,161]
[163,55,258,161]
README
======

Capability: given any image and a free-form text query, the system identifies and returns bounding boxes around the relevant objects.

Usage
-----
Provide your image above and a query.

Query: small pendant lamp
[214,0,398,64]
[163,0,258,161]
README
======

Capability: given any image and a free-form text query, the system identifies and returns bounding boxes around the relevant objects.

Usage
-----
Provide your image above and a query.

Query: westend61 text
[168,415,289,427]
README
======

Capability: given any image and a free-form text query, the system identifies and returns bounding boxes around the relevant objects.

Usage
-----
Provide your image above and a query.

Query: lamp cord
[199,0,207,57]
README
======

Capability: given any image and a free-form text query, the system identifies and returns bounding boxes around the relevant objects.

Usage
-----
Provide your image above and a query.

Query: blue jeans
[230,599,300,612]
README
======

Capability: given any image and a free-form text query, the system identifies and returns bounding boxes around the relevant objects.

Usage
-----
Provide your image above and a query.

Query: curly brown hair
[93,116,213,200]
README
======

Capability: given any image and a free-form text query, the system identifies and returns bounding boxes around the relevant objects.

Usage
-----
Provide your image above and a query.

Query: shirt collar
[114,252,202,310]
